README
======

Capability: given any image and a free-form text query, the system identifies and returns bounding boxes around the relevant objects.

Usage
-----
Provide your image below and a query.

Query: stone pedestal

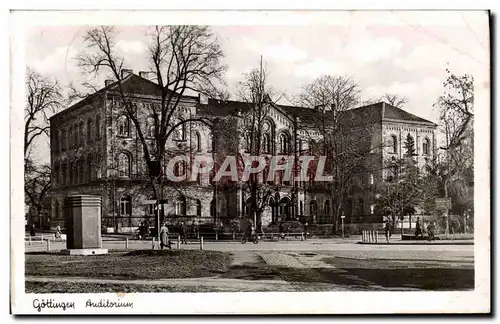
[63,195,108,255]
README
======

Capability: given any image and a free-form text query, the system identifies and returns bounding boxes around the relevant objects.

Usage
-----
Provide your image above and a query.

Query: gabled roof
[347,102,437,126]
[197,99,436,127]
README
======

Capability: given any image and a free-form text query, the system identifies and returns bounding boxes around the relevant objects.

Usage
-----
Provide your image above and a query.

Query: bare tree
[297,75,379,232]
[236,59,281,226]
[25,68,63,159]
[25,161,51,229]
[24,68,63,229]
[76,26,227,230]
[434,69,474,230]
[363,93,408,108]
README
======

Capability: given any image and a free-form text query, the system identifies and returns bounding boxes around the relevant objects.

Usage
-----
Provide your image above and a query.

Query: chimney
[121,69,133,79]
[105,79,114,87]
[198,93,208,105]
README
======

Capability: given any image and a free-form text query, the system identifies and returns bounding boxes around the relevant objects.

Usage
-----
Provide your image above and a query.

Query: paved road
[25,238,474,292]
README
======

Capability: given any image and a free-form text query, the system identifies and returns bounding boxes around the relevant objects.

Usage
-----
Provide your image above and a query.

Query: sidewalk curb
[357,242,474,246]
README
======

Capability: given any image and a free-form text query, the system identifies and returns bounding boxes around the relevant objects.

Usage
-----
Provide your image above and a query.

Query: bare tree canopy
[434,68,474,219]
[236,59,280,225]
[436,69,474,150]
[363,93,408,108]
[75,25,227,231]
[76,25,226,176]
[297,75,380,231]
[25,68,63,159]
[297,75,361,112]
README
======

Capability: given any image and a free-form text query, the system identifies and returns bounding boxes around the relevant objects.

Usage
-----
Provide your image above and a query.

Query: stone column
[63,195,108,255]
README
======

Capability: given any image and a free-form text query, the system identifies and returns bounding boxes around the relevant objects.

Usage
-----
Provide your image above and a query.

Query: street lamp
[341,215,345,238]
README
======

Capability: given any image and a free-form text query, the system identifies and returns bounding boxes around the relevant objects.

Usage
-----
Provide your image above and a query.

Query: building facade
[50,71,436,233]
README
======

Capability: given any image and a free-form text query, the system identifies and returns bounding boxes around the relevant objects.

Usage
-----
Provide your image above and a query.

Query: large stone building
[49,71,437,233]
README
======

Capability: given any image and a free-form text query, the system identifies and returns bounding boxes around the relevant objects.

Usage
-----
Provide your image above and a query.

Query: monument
[62,195,108,255]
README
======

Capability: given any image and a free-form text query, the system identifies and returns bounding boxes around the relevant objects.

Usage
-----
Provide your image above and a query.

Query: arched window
[53,162,60,186]
[78,158,84,183]
[118,152,131,177]
[391,135,398,154]
[61,161,67,185]
[118,115,130,137]
[174,160,187,178]
[147,125,155,138]
[79,122,84,145]
[194,132,201,152]
[73,124,78,146]
[95,115,101,139]
[87,119,93,142]
[423,137,430,155]
[244,132,252,152]
[87,154,93,181]
[173,119,186,141]
[279,133,290,154]
[176,196,187,216]
[146,117,155,138]
[68,126,73,148]
[71,160,77,184]
[358,198,364,215]
[279,197,291,220]
[262,133,271,153]
[324,200,331,216]
[95,154,102,179]
[61,129,67,151]
[120,196,131,216]
[179,120,186,140]
[147,197,156,216]
[196,199,202,216]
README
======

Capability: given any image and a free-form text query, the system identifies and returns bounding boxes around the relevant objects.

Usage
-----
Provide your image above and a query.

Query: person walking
[180,222,187,244]
[303,222,309,240]
[160,222,171,249]
[30,224,36,237]
[384,220,391,243]
[415,217,423,239]
[55,224,62,241]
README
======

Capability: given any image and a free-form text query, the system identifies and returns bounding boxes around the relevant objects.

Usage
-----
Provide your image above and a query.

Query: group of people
[158,221,194,249]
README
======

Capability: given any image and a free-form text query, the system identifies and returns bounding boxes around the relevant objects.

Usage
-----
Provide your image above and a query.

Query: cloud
[116,39,146,54]
[294,58,344,79]
[29,45,79,76]
[263,39,307,62]
[344,37,403,63]
[237,36,307,63]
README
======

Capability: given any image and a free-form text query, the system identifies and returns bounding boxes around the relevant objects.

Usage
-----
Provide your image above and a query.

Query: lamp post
[341,215,345,238]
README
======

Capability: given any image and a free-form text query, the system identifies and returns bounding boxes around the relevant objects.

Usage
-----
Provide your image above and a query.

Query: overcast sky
[23,11,489,164]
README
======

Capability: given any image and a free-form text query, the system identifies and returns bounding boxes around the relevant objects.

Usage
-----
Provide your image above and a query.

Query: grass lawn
[25,249,232,280]
[437,233,474,240]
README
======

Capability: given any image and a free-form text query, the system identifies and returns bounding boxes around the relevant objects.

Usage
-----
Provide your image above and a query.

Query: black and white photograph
[10,9,490,314]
